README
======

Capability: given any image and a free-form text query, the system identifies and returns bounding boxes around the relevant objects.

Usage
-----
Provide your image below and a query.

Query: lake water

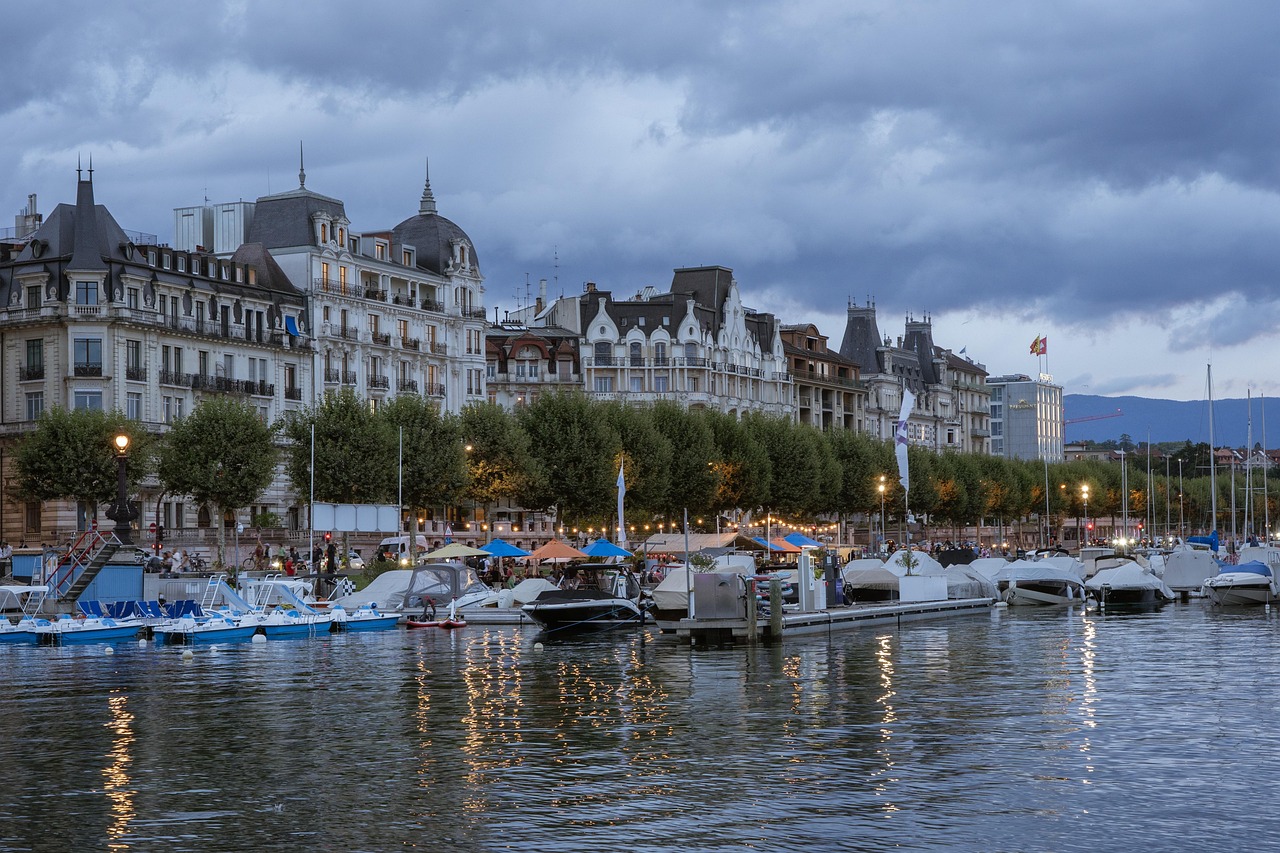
[2,603,1279,852]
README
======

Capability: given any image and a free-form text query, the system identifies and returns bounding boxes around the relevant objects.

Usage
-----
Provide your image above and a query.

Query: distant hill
[1064,394,1279,447]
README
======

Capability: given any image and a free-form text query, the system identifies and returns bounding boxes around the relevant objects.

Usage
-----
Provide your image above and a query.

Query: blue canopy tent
[480,538,531,558]
[783,532,823,548]
[582,538,633,558]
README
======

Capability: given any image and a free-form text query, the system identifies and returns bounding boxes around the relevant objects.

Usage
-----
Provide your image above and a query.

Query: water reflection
[102,691,135,849]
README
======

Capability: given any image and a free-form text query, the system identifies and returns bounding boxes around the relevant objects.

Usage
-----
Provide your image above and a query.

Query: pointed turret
[67,163,106,272]
[419,158,437,215]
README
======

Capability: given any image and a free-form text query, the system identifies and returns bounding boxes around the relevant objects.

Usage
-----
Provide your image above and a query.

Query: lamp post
[1178,459,1184,540]
[109,433,135,544]
[878,475,887,555]
[1081,483,1090,550]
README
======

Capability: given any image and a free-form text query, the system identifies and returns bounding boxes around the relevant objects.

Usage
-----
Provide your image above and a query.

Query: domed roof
[391,165,479,277]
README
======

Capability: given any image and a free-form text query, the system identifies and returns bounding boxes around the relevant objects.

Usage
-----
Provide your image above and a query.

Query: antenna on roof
[299,141,306,188]
[88,153,93,180]
[77,153,82,181]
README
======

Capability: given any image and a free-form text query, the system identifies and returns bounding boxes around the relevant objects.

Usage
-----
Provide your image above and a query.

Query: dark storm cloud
[3,0,1279,351]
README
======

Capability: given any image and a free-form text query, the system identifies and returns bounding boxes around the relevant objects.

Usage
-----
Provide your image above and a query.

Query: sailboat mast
[1264,392,1271,542]
[1209,365,1218,535]
[1245,389,1253,541]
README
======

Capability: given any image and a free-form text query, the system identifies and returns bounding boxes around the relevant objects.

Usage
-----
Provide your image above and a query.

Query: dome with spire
[391,161,480,278]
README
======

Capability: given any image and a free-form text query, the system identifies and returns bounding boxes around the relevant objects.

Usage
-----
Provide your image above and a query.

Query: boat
[987,559,1087,606]
[1202,560,1277,606]
[406,616,467,629]
[521,565,647,632]
[1084,556,1174,607]
[201,577,333,638]
[329,562,492,616]
[42,615,144,645]
[152,613,259,645]
[328,603,401,632]
[1160,547,1220,595]
[0,585,50,644]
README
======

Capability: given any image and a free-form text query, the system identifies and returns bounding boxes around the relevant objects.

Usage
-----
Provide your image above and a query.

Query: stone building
[0,170,311,541]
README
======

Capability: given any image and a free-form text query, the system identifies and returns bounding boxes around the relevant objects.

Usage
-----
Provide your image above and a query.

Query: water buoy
[182,649,194,661]
[138,638,148,647]
[533,642,544,651]
[251,633,266,644]
[104,646,114,655]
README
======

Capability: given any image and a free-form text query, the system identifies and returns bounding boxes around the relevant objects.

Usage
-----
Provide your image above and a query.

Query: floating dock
[672,597,995,645]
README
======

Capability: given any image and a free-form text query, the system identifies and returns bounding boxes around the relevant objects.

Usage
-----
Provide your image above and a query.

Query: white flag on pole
[895,389,915,492]
[616,461,626,546]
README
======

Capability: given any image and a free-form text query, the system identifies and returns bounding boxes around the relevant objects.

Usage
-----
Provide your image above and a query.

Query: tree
[13,406,151,516]
[516,391,620,528]
[705,409,771,520]
[382,395,468,559]
[280,388,397,505]
[649,400,717,518]
[460,401,538,520]
[157,398,277,571]
[599,401,672,528]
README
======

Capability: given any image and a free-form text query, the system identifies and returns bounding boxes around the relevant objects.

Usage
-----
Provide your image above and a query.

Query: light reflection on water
[2,606,1280,851]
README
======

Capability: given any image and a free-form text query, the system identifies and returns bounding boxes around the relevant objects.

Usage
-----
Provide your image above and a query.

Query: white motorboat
[988,559,1087,606]
[329,563,492,616]
[0,585,49,644]
[1202,560,1277,606]
[328,603,400,632]
[1085,557,1174,607]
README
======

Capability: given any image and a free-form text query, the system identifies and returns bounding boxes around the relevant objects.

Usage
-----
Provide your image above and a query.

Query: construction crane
[1064,408,1123,425]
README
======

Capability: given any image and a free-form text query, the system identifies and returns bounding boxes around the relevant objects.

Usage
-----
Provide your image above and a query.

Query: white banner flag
[895,389,915,492]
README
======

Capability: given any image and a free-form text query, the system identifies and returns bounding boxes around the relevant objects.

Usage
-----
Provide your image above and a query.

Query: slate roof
[246,188,348,250]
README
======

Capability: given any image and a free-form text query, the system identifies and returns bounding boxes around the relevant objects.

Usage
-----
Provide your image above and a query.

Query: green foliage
[517,391,620,525]
[649,401,717,516]
[13,407,151,505]
[705,408,771,516]
[460,401,537,510]
[280,388,397,504]
[251,511,282,528]
[600,401,672,519]
[159,397,278,512]
[382,395,468,511]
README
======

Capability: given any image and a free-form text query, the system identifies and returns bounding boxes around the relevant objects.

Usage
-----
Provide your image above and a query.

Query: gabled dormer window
[320,223,329,244]
[177,256,186,273]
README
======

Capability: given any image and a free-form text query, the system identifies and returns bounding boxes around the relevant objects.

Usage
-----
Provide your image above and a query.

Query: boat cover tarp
[1037,555,1087,579]
[1085,561,1174,598]
[1162,549,1220,590]
[989,560,1085,586]
[970,557,1012,579]
[783,533,823,548]
[1225,560,1271,577]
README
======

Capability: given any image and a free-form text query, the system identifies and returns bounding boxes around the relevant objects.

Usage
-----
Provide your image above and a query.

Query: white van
[377,535,431,564]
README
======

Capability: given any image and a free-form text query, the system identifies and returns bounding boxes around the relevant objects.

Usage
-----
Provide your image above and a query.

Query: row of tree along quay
[12,389,1267,568]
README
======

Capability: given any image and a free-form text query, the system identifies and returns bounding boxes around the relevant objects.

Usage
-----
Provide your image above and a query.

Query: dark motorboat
[521,564,647,632]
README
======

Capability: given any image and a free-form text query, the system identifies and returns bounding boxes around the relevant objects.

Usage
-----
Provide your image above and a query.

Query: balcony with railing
[324,368,341,384]
[392,293,415,307]
[371,331,391,346]
[314,277,352,297]
[285,386,303,400]
[429,341,447,355]
[398,378,419,393]
[74,362,103,377]
[342,371,358,385]
[463,307,489,321]
[424,383,446,396]
[403,337,421,351]
[125,366,147,381]
[369,375,389,390]
[160,366,192,384]
[339,325,360,341]
[673,356,708,367]
[364,288,388,302]
[19,365,43,381]
[421,298,445,312]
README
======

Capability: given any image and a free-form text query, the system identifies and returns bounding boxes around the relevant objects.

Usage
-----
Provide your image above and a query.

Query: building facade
[780,323,865,431]
[988,373,1064,461]
[838,301,990,452]
[522,266,793,418]
[194,162,488,414]
[0,171,312,541]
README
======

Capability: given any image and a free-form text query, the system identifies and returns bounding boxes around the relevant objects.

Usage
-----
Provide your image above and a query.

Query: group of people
[253,541,311,576]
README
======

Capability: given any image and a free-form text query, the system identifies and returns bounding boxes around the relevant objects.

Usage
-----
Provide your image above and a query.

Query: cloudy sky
[4,1,1278,403]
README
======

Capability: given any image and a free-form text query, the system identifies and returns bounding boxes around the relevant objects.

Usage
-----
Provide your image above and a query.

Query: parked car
[345,549,365,571]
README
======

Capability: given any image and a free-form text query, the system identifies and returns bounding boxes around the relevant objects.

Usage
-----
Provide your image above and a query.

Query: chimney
[583,281,597,293]
[537,278,547,312]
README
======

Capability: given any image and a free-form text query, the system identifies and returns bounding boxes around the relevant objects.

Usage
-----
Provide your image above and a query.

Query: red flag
[1029,336,1041,355]
[1038,336,1048,355]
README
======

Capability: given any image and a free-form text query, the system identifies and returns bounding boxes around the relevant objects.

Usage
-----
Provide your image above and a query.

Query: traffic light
[324,531,332,543]
[1087,522,1094,531]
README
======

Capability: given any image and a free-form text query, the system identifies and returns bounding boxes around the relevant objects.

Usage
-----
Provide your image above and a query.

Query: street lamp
[878,475,887,554]
[107,433,135,544]
[1081,483,1090,550]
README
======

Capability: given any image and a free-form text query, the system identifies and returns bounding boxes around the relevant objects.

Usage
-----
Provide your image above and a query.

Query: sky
[3,1,1279,404]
